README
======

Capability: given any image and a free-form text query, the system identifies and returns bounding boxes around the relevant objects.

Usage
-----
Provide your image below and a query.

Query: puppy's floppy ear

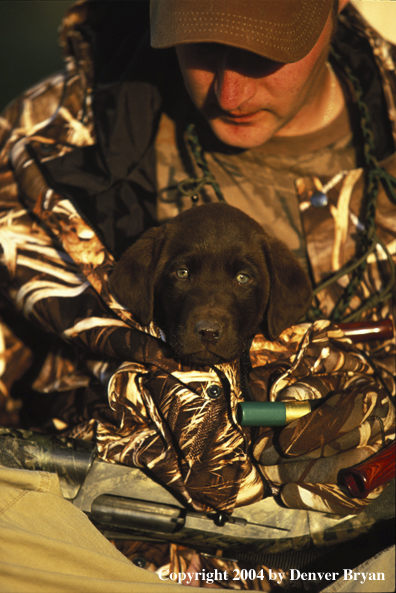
[110,226,165,326]
[261,235,312,340]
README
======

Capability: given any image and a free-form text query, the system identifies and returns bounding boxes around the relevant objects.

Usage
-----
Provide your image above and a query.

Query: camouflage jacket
[0,1,395,522]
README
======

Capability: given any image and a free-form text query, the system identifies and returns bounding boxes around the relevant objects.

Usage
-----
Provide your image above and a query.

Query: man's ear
[261,236,312,340]
[110,226,165,326]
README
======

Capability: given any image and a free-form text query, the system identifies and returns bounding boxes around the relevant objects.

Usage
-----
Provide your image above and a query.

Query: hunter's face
[175,12,334,149]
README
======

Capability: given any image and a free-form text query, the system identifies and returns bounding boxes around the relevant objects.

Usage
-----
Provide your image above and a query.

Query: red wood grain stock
[338,441,395,498]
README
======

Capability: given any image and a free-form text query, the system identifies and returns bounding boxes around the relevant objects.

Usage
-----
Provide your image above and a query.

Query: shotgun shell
[236,400,313,426]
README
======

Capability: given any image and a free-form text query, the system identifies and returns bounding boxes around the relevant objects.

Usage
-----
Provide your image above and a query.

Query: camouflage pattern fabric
[156,107,357,272]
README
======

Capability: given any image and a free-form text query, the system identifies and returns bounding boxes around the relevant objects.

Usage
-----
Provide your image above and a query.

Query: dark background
[0,1,73,112]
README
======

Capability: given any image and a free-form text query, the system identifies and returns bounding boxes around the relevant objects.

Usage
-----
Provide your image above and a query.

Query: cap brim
[150,0,333,63]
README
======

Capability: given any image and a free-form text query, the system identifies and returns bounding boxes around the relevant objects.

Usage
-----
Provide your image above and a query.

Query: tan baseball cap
[150,0,334,63]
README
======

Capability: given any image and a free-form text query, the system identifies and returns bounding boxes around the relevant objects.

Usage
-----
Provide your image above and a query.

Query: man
[158,0,344,146]
[0,0,395,589]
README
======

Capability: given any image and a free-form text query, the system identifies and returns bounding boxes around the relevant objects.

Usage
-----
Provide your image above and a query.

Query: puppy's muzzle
[194,320,223,347]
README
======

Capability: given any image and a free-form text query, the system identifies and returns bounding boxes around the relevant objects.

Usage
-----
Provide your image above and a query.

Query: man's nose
[214,67,257,112]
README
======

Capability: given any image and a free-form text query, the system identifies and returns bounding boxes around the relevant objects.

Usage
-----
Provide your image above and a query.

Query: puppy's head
[110,203,312,364]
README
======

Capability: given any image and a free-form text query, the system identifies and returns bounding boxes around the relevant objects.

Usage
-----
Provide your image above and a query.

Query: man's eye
[176,268,189,279]
[236,273,250,285]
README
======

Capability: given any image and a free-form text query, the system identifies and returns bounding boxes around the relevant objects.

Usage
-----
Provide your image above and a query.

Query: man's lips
[220,110,263,123]
[202,100,266,124]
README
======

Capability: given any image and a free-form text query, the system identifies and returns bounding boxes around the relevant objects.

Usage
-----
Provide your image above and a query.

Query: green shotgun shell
[237,401,312,426]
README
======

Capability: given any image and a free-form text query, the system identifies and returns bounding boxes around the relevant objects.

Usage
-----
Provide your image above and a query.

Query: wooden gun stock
[338,441,395,499]
[337,319,394,342]
[336,320,395,498]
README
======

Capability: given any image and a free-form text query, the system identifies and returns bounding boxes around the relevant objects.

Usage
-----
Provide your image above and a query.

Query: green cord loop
[183,123,226,202]
[177,174,218,198]
[306,47,396,321]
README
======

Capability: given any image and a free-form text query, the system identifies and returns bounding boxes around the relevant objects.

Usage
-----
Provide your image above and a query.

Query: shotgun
[0,320,394,550]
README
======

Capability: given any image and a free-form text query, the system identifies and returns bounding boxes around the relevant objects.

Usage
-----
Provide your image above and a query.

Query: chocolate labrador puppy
[110,203,312,365]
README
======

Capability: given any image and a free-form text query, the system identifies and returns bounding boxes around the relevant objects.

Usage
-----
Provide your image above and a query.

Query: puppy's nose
[194,320,223,345]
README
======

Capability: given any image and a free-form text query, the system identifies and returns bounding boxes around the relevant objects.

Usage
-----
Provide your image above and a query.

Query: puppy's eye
[176,268,189,279]
[236,273,250,285]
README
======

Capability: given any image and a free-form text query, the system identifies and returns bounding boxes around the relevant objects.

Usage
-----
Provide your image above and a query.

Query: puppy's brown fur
[110,203,312,365]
